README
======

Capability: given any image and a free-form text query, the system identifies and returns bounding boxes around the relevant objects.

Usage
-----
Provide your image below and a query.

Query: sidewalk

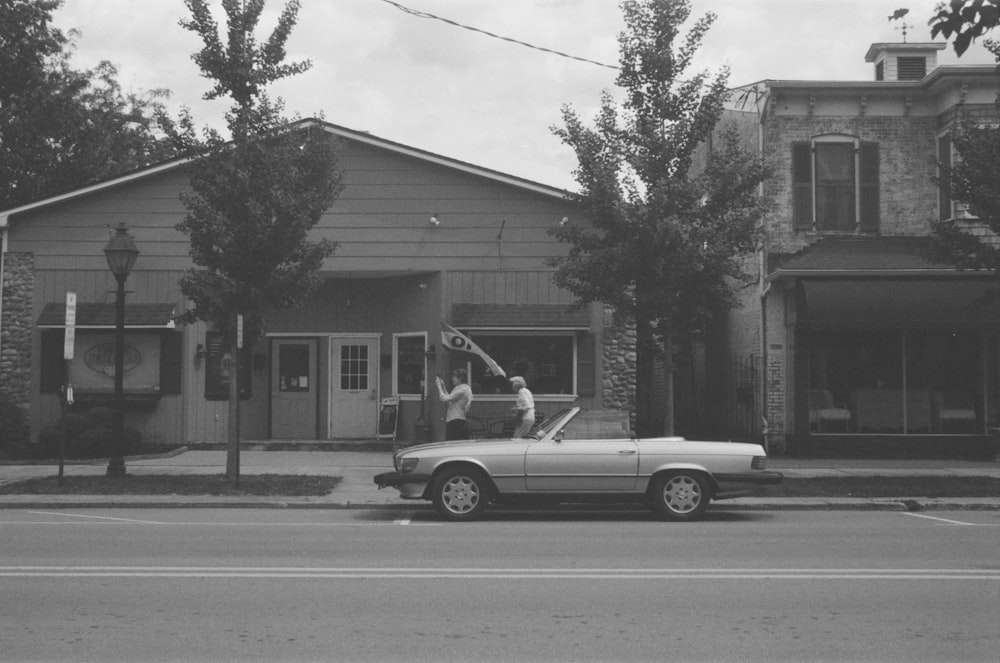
[1,449,998,511]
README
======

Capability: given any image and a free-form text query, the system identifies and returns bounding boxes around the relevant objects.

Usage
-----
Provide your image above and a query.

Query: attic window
[897,57,926,81]
[875,61,884,81]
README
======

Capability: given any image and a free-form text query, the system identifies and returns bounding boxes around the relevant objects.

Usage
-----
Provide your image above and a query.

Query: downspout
[0,214,7,364]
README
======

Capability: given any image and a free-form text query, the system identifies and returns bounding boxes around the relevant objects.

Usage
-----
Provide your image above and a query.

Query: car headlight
[399,457,419,474]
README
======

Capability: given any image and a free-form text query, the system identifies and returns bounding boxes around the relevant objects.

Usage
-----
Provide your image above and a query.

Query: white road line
[1,567,997,580]
[24,510,164,524]
[902,513,990,526]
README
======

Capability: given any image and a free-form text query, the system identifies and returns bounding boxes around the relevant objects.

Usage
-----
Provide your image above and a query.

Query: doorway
[271,338,318,439]
[329,335,379,438]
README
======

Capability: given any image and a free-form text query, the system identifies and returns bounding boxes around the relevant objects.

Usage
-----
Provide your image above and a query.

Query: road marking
[1,567,998,580]
[25,510,163,524]
[902,513,991,526]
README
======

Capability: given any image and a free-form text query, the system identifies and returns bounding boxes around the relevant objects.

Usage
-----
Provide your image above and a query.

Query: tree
[930,0,1000,57]
[0,0,179,210]
[927,2,1000,287]
[549,0,769,436]
[177,0,342,482]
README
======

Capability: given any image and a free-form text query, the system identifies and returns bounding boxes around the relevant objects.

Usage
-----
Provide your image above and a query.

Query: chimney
[865,43,946,81]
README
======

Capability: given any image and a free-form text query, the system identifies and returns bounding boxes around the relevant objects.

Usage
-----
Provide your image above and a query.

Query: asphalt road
[2,507,997,662]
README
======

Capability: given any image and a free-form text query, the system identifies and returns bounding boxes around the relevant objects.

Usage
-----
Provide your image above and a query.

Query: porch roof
[37,302,176,329]
[768,236,970,280]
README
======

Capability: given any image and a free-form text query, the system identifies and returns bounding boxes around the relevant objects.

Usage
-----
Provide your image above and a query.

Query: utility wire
[380,0,619,70]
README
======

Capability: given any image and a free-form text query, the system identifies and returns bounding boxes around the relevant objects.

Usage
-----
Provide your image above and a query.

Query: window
[459,332,579,396]
[938,132,975,222]
[40,329,182,398]
[394,333,426,397]
[897,56,927,81]
[340,343,369,391]
[792,136,879,232]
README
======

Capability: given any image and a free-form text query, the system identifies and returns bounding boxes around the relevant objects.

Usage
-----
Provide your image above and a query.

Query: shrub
[0,396,29,448]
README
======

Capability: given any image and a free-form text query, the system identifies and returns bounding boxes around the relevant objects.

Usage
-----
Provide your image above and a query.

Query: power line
[379,0,619,70]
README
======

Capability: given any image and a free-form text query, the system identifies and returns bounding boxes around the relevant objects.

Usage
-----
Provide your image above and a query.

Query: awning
[802,279,1000,331]
[37,302,176,329]
[451,304,591,329]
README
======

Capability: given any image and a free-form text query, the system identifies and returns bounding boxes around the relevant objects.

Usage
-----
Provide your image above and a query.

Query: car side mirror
[554,429,564,443]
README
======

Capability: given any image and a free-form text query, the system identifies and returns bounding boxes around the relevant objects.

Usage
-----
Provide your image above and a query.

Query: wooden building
[0,121,629,446]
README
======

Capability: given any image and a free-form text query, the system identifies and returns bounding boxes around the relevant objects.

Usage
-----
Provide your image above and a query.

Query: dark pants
[446,419,470,440]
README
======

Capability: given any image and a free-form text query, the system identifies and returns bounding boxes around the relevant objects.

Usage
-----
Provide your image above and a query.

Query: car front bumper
[373,471,432,499]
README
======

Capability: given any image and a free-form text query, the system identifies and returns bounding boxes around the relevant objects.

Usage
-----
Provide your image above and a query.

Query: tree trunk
[662,319,675,436]
[225,339,241,486]
[635,318,657,437]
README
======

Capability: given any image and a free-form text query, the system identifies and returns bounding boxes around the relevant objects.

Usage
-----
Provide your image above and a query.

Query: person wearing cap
[509,376,535,438]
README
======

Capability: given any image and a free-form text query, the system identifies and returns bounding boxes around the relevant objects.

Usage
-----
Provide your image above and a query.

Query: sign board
[63,292,76,360]
[236,314,244,349]
[377,397,399,440]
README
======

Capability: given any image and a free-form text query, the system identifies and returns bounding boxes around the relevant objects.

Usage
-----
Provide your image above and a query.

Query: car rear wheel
[649,471,710,521]
[431,467,490,521]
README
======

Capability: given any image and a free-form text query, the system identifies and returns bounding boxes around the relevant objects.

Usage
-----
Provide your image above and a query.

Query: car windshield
[529,408,575,439]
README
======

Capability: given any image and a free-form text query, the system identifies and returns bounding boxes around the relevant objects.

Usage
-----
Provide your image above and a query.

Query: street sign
[64,292,76,359]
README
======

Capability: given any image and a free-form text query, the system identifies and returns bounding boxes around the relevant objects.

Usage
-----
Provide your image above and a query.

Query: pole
[107,274,127,476]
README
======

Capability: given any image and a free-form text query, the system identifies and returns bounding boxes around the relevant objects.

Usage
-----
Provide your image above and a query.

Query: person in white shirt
[509,375,535,438]
[436,369,473,440]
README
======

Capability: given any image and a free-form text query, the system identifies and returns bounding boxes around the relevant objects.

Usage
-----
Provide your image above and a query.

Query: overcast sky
[52,0,996,190]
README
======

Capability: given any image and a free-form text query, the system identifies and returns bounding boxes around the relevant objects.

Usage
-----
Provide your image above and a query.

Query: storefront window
[463,333,574,396]
[394,334,426,397]
[809,331,988,434]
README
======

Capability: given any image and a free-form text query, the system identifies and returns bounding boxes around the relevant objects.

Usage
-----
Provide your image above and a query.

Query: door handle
[617,449,637,454]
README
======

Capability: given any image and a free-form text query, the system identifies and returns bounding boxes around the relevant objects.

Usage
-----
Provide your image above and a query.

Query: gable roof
[0,119,571,227]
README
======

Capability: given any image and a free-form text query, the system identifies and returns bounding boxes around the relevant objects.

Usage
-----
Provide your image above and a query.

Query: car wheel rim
[442,476,480,514]
[663,475,701,514]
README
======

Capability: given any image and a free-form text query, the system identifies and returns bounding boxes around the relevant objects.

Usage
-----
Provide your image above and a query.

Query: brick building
[717,42,1000,457]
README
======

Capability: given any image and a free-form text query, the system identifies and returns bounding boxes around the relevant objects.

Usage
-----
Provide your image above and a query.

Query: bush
[0,396,29,448]
[74,426,142,456]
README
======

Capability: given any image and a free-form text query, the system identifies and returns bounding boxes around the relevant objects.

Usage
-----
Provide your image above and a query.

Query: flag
[441,322,506,377]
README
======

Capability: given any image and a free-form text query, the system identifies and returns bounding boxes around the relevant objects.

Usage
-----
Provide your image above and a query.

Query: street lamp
[103,223,139,476]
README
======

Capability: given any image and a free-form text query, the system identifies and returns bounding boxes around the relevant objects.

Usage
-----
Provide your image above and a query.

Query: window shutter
[938,134,952,221]
[791,142,813,230]
[160,331,182,394]
[39,330,65,394]
[576,332,596,397]
[858,142,880,231]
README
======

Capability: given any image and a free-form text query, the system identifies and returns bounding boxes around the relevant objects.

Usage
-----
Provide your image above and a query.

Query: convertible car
[374,407,782,521]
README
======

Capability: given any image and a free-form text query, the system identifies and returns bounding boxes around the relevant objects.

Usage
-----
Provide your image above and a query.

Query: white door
[271,339,318,439]
[329,337,379,438]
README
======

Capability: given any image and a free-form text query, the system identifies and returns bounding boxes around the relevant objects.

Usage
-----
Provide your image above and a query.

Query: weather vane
[888,7,911,42]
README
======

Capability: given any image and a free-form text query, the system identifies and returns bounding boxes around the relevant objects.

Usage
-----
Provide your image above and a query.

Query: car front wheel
[431,467,490,521]
[649,471,710,521]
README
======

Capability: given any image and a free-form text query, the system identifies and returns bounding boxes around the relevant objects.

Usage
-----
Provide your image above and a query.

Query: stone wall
[600,306,636,423]
[0,252,35,435]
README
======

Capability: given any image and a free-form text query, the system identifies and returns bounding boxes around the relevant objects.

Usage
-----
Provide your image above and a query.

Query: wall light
[429,214,440,226]
[559,216,570,226]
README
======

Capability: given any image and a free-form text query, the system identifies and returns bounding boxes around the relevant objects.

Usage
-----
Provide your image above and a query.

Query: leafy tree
[177,0,342,481]
[930,0,1000,57]
[549,0,769,436]
[0,0,179,209]
[927,2,1000,288]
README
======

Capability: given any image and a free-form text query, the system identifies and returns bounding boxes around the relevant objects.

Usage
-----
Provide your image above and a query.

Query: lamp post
[103,223,139,476]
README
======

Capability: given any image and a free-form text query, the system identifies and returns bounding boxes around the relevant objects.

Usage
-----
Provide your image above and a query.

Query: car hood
[396,438,528,457]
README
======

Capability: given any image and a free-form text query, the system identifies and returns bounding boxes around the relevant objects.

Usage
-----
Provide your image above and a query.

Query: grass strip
[0,474,341,496]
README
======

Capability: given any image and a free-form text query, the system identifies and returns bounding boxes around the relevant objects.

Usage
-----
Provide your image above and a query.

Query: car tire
[649,471,710,521]
[431,466,490,521]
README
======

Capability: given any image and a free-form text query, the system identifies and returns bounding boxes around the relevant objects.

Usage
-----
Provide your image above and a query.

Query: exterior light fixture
[429,214,440,226]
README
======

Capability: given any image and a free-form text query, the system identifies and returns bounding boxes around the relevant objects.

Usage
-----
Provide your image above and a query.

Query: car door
[524,437,639,492]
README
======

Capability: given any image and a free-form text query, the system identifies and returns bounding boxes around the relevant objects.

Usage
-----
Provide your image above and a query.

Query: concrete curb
[0,497,997,511]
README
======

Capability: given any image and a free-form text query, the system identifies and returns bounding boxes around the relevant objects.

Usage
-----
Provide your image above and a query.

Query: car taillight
[751,456,767,470]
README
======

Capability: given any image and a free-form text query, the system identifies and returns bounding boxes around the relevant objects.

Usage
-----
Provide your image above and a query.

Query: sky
[51,0,998,191]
